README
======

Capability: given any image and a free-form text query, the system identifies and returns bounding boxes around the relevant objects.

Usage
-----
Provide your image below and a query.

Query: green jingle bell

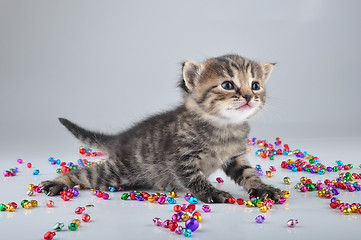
[68,222,78,231]
[121,193,129,200]
[21,200,29,208]
[0,204,6,211]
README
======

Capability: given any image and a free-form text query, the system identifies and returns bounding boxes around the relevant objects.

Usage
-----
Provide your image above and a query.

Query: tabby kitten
[41,54,282,203]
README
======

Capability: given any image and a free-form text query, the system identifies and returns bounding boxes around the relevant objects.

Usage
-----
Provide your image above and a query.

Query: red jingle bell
[82,214,91,222]
[44,231,56,240]
[173,205,182,212]
[75,207,85,214]
[227,197,236,204]
[237,198,244,205]
[168,222,178,232]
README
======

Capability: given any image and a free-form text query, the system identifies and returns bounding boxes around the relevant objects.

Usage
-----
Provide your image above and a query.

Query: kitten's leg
[222,154,282,201]
[175,159,232,203]
[41,160,126,195]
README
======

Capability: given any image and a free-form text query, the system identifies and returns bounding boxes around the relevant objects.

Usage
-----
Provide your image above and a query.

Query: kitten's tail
[58,118,113,152]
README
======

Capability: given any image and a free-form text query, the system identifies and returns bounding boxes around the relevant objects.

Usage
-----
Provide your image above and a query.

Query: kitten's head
[181,54,274,126]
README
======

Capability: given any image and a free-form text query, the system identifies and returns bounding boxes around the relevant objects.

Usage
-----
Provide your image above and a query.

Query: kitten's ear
[262,63,275,82]
[182,61,203,92]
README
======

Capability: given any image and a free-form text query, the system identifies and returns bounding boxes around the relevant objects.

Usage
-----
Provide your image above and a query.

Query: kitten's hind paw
[40,180,68,196]
[196,189,232,203]
[248,184,283,202]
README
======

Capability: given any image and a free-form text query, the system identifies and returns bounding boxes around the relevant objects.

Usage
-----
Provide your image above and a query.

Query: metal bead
[185,218,199,232]
[182,228,192,237]
[121,193,129,200]
[255,215,265,223]
[168,222,178,231]
[278,197,286,204]
[102,193,110,199]
[46,200,54,207]
[181,213,191,222]
[43,231,56,240]
[30,200,38,207]
[27,190,34,196]
[202,205,211,212]
[82,214,91,222]
[162,219,171,228]
[172,214,181,222]
[244,200,254,207]
[286,219,298,227]
[283,177,292,184]
[193,214,202,222]
[68,222,78,231]
[175,226,184,234]
[167,197,176,204]
[75,207,85,214]
[72,219,81,227]
[173,205,182,212]
[6,204,15,212]
[0,204,6,211]
[300,177,308,183]
[216,177,224,183]
[157,196,166,204]
[21,200,29,208]
[53,222,65,231]
[169,191,177,198]
[187,196,198,204]
[343,207,352,215]
[259,206,268,213]
[153,217,162,226]
[256,201,264,208]
[23,202,32,209]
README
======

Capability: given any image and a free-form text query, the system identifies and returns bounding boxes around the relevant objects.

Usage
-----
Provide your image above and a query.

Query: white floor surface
[1,137,360,239]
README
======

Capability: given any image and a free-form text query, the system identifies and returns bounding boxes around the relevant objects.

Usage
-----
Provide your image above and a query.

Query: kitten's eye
[221,81,234,90]
[251,81,261,91]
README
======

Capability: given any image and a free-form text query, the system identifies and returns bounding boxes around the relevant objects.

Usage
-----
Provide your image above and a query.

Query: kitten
[41,54,282,203]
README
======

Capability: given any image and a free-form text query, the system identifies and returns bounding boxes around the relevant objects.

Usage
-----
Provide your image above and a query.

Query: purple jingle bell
[255,215,265,223]
[185,218,199,232]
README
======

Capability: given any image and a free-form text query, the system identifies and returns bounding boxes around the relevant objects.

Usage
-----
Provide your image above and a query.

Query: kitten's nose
[243,94,253,102]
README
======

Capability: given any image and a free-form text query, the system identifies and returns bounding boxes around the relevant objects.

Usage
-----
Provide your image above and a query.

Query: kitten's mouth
[236,104,251,111]
[235,103,252,111]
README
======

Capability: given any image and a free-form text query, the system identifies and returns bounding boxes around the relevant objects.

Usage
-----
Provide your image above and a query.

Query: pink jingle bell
[102,193,109,199]
[216,177,224,183]
[153,217,162,226]
[172,214,181,222]
[162,220,171,228]
[175,226,184,234]
[157,196,166,204]
[287,219,299,228]
[202,205,211,212]
[180,204,188,211]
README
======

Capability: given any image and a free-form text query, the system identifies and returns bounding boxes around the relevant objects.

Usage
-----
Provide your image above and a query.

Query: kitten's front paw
[248,184,283,202]
[40,180,68,196]
[196,189,232,203]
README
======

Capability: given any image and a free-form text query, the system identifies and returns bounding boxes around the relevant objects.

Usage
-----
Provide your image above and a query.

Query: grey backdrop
[1,0,360,154]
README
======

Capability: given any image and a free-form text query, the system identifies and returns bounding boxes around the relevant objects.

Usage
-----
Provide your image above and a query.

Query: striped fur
[41,54,282,203]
